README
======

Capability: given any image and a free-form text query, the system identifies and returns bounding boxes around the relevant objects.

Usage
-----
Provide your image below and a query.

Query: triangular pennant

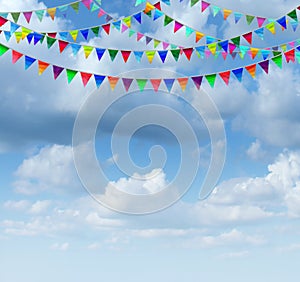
[136,79,148,92]
[27,33,33,44]
[23,12,32,23]
[228,43,236,54]
[25,56,36,69]
[10,22,20,33]
[201,1,210,12]
[53,65,64,79]
[272,54,282,68]
[122,78,133,91]
[154,2,162,10]
[206,36,217,44]
[11,12,20,23]
[47,8,56,20]
[258,60,269,73]
[290,19,299,31]
[177,78,188,91]
[94,75,105,88]
[195,31,204,43]
[186,26,194,37]
[47,32,57,38]
[135,0,145,6]
[195,46,205,58]
[254,27,264,39]
[205,74,217,88]
[47,36,56,49]
[91,2,101,12]
[249,47,259,59]
[191,76,203,89]
[70,30,79,41]
[70,2,80,13]
[219,40,228,52]
[91,26,100,36]
[146,36,152,45]
[83,46,94,58]
[234,12,242,23]
[80,72,92,86]
[123,16,131,28]
[12,50,23,64]
[183,48,193,60]
[231,36,240,46]
[80,29,89,40]
[137,32,143,41]
[33,33,43,45]
[121,50,131,62]
[121,24,129,33]
[287,10,298,22]
[232,68,243,82]
[208,43,217,55]
[38,60,49,75]
[265,22,276,34]
[35,10,44,21]
[112,21,121,31]
[245,64,257,78]
[145,50,156,63]
[153,9,163,20]
[108,76,119,91]
[158,50,168,63]
[284,49,295,63]
[144,2,155,13]
[4,31,12,42]
[164,79,175,92]
[191,0,200,7]
[108,49,118,61]
[243,32,253,44]
[0,44,9,56]
[174,21,183,33]
[102,24,110,35]
[98,8,106,18]
[154,39,161,48]
[261,49,271,60]
[164,15,173,26]
[246,15,255,25]
[256,17,266,28]
[134,51,143,62]
[133,12,142,24]
[59,32,68,41]
[150,79,161,92]
[219,71,230,85]
[66,69,78,83]
[82,0,93,10]
[162,0,170,5]
[223,9,232,20]
[14,32,22,43]
[277,16,287,29]
[162,42,169,49]
[58,40,69,53]
[212,6,221,17]
[0,17,7,27]
[22,27,32,40]
[170,49,180,61]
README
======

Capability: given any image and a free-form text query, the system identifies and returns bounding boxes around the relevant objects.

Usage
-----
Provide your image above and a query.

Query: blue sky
[1,0,300,281]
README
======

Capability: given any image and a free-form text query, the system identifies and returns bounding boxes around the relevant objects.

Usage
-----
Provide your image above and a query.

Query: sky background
[1,0,300,281]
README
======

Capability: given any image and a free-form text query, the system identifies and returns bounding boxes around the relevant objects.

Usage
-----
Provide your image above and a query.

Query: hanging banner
[0,41,298,92]
[0,0,104,24]
[0,16,297,64]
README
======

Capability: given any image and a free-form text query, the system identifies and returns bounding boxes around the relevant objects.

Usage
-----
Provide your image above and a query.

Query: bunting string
[0,40,297,91]
[0,17,298,63]
[0,0,104,24]
[29,1,299,50]
[136,0,300,29]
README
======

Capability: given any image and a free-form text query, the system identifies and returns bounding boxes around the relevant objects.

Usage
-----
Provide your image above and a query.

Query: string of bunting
[7,2,298,53]
[0,40,297,92]
[0,0,104,24]
[0,17,298,63]
[136,0,300,29]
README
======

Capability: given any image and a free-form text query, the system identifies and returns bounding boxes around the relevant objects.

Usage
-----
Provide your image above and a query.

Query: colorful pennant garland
[0,41,298,92]
[0,0,103,24]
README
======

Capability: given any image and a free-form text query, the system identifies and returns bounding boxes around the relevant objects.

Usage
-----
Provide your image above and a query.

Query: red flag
[12,50,23,64]
[81,72,92,86]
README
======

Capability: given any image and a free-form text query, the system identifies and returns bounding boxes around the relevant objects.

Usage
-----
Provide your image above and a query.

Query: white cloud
[29,200,52,214]
[247,139,266,161]
[3,200,30,211]
[13,144,81,195]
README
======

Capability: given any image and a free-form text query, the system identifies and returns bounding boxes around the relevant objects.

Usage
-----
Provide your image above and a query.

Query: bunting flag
[1,17,298,64]
[0,0,104,24]
[0,41,298,92]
